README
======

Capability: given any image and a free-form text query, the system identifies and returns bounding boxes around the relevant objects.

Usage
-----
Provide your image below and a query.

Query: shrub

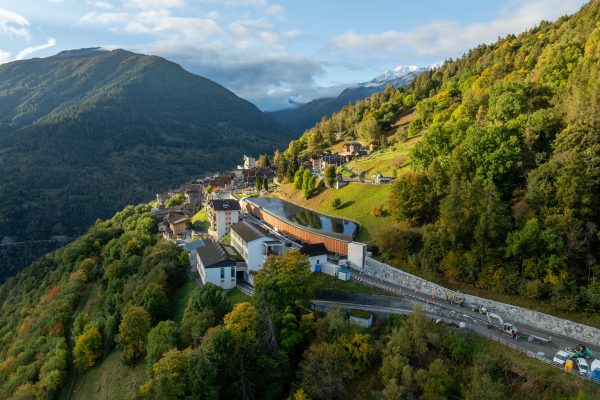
[372,206,384,218]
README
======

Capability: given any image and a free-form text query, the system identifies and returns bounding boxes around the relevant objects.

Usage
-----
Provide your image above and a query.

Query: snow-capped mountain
[268,63,436,134]
[363,65,426,87]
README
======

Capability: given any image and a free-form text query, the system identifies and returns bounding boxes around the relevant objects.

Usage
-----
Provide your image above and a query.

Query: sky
[0,0,589,110]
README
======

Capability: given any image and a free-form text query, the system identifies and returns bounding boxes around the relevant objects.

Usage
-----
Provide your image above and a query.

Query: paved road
[312,297,599,383]
[235,200,599,380]
[347,270,600,363]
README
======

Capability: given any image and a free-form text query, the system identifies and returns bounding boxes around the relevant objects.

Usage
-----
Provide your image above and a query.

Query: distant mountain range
[0,48,291,276]
[267,65,430,134]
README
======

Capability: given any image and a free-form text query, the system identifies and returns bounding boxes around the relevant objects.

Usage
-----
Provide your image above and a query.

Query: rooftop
[166,213,189,224]
[196,241,237,268]
[231,220,271,243]
[209,199,241,211]
[245,197,358,241]
[300,243,328,257]
[181,240,206,252]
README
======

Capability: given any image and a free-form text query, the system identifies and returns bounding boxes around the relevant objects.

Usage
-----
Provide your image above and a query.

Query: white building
[243,155,257,170]
[208,199,241,240]
[230,220,284,284]
[300,243,328,268]
[196,241,240,289]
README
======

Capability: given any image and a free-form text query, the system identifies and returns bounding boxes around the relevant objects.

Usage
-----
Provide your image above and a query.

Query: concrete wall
[348,241,367,268]
[361,258,600,346]
[320,263,340,277]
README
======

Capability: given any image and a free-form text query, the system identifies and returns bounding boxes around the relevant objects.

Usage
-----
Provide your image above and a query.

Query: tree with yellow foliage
[223,302,257,341]
[73,325,103,370]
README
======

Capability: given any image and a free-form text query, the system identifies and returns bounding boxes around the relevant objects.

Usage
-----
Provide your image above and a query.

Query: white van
[553,350,570,366]
[575,358,589,375]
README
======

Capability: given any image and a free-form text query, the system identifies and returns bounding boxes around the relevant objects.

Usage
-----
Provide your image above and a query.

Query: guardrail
[351,268,600,385]
[488,332,599,384]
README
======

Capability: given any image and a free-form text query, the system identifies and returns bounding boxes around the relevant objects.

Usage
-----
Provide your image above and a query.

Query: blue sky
[0,0,588,110]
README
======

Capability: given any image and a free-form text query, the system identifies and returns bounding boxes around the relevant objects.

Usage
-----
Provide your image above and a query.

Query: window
[231,268,235,280]
[220,267,225,281]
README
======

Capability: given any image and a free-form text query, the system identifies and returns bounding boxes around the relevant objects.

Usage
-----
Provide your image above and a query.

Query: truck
[486,312,518,339]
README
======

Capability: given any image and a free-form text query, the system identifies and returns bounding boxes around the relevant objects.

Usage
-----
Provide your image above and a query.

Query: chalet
[339,142,368,162]
[208,199,241,239]
[341,142,363,154]
[167,213,189,239]
[308,153,321,171]
[183,184,204,211]
[196,241,241,289]
[170,203,196,216]
[319,154,342,172]
[202,174,235,191]
[230,220,284,283]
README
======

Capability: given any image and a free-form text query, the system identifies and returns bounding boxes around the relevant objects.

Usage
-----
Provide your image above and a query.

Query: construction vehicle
[486,312,518,339]
[566,344,593,359]
[444,289,464,307]
[471,304,487,314]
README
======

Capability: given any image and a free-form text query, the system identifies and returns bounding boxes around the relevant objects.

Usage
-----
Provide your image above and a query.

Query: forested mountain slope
[0,48,291,278]
[2,2,600,396]
[276,0,600,317]
[1,205,598,400]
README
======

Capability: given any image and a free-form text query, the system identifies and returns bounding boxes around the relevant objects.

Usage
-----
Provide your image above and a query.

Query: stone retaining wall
[362,258,600,346]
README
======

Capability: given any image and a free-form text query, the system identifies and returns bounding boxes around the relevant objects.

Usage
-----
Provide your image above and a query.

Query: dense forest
[0,48,291,278]
[275,0,600,316]
[0,204,597,399]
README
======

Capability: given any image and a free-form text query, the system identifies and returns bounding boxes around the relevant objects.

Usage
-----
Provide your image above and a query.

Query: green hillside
[274,0,600,321]
[0,204,599,400]
[0,48,291,280]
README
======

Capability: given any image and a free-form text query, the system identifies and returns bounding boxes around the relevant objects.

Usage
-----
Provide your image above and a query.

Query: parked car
[575,358,590,375]
[553,350,570,366]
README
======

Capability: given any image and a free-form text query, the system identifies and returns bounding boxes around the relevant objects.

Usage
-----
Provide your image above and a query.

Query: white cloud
[80,11,128,24]
[15,38,57,60]
[0,49,11,64]
[126,0,185,9]
[74,0,307,108]
[0,8,30,39]
[228,19,300,49]
[124,11,221,38]
[214,0,268,6]
[331,0,585,61]
[140,39,324,110]
[266,4,285,20]
[90,1,115,9]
